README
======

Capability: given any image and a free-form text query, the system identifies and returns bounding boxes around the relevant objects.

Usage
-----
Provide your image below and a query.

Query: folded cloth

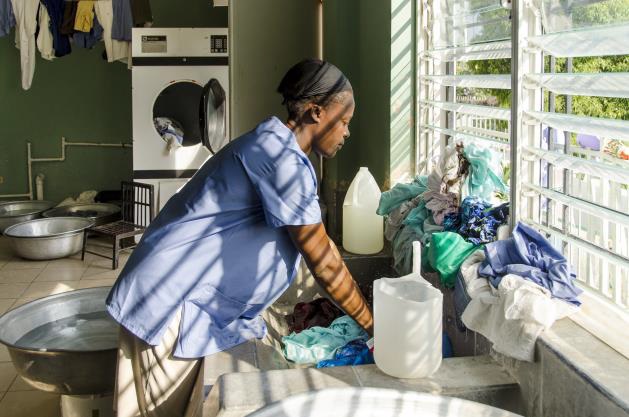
[282,315,368,364]
[316,339,374,368]
[462,273,578,362]
[478,222,582,305]
[286,298,343,334]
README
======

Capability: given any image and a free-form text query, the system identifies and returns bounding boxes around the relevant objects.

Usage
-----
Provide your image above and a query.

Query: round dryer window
[152,81,204,148]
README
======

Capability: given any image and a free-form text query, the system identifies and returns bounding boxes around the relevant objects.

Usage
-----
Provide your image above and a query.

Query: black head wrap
[277,59,352,105]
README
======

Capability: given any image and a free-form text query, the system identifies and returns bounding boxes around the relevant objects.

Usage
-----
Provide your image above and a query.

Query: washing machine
[131,27,229,212]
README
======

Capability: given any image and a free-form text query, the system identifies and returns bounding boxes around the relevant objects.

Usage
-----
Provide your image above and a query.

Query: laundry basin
[247,387,522,417]
[43,203,121,226]
[3,217,94,260]
[0,200,54,232]
[0,287,119,395]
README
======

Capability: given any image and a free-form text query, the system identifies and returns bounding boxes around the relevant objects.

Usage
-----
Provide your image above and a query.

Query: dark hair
[277,59,353,121]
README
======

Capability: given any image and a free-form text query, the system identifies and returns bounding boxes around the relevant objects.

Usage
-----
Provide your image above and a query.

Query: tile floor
[0,236,127,417]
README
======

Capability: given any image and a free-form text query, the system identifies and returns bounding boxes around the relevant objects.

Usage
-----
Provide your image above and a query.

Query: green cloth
[377,175,428,216]
[463,144,509,201]
[282,315,368,364]
[427,232,481,288]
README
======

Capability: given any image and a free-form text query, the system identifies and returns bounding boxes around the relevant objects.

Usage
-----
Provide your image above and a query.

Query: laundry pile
[378,142,582,361]
[1,0,153,90]
[378,142,509,281]
[154,117,185,152]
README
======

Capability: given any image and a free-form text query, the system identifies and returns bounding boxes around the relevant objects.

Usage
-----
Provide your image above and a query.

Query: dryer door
[200,78,228,154]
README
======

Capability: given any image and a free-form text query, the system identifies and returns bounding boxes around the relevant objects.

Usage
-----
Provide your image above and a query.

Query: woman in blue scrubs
[108,59,373,417]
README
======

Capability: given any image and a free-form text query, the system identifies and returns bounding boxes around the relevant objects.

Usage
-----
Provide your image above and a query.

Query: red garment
[287,298,342,334]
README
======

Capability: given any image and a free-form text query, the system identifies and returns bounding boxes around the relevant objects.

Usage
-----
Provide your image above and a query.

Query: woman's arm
[287,223,373,335]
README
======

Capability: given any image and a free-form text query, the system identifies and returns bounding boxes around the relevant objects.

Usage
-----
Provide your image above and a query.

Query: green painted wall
[323,0,392,239]
[0,2,227,204]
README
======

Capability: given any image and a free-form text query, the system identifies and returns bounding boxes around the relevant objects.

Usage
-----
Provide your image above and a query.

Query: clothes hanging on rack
[0,0,15,37]
[74,1,95,33]
[10,0,39,89]
[40,0,71,57]
[73,14,103,49]
[59,0,77,35]
[94,0,130,63]
[36,4,54,60]
[131,0,152,26]
[112,0,132,41]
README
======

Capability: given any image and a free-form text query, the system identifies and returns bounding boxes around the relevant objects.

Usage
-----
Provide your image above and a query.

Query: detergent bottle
[342,167,383,254]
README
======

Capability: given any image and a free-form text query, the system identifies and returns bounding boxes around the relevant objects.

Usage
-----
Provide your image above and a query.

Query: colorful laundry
[445,197,509,245]
[463,143,509,201]
[478,222,582,305]
[377,175,428,216]
[282,315,368,365]
[426,232,481,288]
[316,339,374,368]
[286,298,343,334]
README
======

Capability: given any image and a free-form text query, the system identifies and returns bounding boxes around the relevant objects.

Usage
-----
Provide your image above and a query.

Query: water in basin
[16,311,118,351]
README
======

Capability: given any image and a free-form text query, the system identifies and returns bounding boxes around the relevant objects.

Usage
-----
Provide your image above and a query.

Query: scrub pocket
[189,284,248,329]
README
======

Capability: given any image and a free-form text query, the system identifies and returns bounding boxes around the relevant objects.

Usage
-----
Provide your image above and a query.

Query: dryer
[131,27,229,211]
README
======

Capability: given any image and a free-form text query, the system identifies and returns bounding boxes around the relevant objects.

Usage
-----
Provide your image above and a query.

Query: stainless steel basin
[0,200,54,232]
[43,203,121,226]
[3,217,94,260]
[0,287,119,395]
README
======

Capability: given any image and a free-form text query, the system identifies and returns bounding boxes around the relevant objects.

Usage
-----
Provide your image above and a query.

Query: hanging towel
[73,14,103,49]
[37,4,55,60]
[40,0,71,57]
[0,0,15,37]
[10,0,39,90]
[478,222,582,305]
[462,273,578,362]
[282,315,368,365]
[94,0,130,63]
[111,0,132,41]
[74,1,95,32]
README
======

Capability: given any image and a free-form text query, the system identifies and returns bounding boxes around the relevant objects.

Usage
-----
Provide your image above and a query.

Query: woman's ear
[310,104,323,123]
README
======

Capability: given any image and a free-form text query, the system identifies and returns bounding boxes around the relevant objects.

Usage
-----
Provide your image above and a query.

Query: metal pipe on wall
[0,137,131,201]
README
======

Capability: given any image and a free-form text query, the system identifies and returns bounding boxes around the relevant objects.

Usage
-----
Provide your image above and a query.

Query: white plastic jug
[373,273,443,378]
[342,167,383,254]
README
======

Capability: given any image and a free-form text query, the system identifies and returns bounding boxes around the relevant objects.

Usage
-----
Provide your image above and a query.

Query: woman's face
[312,93,355,159]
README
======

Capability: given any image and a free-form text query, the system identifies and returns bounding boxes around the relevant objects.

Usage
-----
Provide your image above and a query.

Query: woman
[107,59,373,417]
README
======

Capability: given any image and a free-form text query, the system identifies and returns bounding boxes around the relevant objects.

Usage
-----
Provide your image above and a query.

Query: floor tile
[44,258,90,270]
[0,269,41,284]
[21,282,78,299]
[77,279,116,289]
[0,300,14,315]
[0,284,28,299]
[0,390,60,417]
[35,265,87,282]
[1,260,48,271]
[0,345,10,363]
[8,376,36,392]
[82,266,120,280]
[0,363,16,392]
[10,298,37,310]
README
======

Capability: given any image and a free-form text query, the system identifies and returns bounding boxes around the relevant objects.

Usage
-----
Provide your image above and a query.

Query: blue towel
[478,222,582,305]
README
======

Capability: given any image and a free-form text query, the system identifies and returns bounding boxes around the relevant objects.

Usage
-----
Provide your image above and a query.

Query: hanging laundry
[94,0,130,63]
[111,0,132,41]
[478,222,582,305]
[462,272,578,362]
[40,0,72,57]
[37,4,55,60]
[0,0,15,37]
[73,14,103,49]
[282,315,368,365]
[426,232,481,288]
[74,1,95,32]
[377,175,428,216]
[463,143,509,202]
[131,0,152,26]
[59,0,77,35]
[316,339,374,368]
[286,298,343,334]
[10,0,39,90]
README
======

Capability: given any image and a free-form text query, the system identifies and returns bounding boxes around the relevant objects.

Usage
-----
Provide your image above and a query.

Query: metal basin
[0,287,119,395]
[0,200,54,232]
[3,217,94,260]
[43,203,121,226]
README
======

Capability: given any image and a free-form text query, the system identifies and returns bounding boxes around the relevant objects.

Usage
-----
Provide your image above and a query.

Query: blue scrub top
[106,117,322,358]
